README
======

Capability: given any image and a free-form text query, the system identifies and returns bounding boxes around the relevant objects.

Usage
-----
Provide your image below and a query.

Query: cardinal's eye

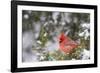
[59,39,62,43]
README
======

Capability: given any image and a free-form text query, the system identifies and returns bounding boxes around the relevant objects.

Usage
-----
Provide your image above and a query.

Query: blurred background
[22,10,90,62]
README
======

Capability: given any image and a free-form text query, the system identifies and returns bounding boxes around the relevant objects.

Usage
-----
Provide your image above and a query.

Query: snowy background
[22,10,90,62]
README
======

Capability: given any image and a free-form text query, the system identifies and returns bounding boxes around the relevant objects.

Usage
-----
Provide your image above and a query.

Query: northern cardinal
[59,33,78,54]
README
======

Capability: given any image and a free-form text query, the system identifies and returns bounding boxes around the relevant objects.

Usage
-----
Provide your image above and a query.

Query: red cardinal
[59,33,78,54]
